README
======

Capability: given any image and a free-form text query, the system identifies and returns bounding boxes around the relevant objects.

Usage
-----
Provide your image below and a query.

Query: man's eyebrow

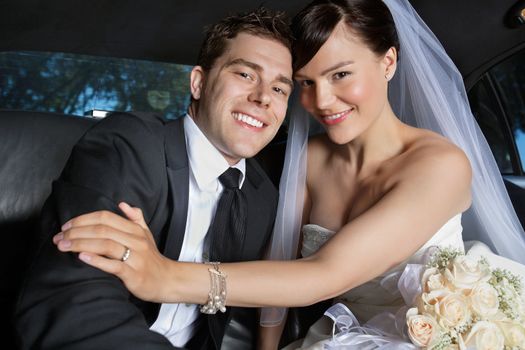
[295,60,355,79]
[224,58,261,71]
[277,75,294,90]
[225,58,293,90]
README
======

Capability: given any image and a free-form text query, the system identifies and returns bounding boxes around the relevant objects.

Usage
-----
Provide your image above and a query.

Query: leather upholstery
[0,110,96,349]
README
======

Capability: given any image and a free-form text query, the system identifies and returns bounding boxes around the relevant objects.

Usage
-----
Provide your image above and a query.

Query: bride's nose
[314,83,336,110]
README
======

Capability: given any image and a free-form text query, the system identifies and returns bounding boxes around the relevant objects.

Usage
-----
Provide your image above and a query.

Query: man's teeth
[324,110,351,121]
[233,113,264,128]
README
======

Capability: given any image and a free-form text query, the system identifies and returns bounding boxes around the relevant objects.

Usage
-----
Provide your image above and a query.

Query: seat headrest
[0,110,96,225]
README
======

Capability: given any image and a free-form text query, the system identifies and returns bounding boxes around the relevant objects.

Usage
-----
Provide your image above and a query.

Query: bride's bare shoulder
[403,128,472,185]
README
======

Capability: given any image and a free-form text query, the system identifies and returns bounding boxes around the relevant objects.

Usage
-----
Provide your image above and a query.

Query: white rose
[416,294,435,316]
[497,321,525,348]
[464,321,504,350]
[422,289,448,306]
[422,267,447,293]
[434,292,471,329]
[406,308,440,348]
[444,255,491,290]
[469,282,499,318]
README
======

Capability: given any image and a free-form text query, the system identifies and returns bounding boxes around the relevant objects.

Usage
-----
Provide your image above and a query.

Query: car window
[469,48,525,175]
[0,51,192,119]
[469,75,514,174]
[490,49,525,173]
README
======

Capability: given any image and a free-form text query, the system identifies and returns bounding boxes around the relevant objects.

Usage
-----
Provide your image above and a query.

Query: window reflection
[0,51,191,119]
[490,49,525,172]
[469,76,513,174]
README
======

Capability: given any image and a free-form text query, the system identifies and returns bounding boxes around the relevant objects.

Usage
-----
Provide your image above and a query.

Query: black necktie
[208,168,247,262]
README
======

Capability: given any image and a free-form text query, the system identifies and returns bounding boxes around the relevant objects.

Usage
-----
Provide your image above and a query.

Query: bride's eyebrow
[320,60,355,75]
[294,60,355,80]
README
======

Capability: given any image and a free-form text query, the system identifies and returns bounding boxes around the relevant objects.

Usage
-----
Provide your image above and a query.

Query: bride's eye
[299,79,314,88]
[333,71,351,80]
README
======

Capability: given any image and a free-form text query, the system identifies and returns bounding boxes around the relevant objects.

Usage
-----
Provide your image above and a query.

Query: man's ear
[190,66,206,100]
[383,47,397,81]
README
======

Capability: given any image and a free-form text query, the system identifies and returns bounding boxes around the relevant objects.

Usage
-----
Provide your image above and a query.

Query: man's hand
[53,202,171,302]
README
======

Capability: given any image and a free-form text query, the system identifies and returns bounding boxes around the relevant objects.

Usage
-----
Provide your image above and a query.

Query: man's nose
[248,83,271,107]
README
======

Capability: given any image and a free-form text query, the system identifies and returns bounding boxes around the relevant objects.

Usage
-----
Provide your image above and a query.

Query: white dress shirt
[149,114,245,347]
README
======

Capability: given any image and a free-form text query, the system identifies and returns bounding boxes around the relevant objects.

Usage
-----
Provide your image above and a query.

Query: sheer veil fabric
[385,0,525,263]
[260,89,309,326]
[261,0,525,326]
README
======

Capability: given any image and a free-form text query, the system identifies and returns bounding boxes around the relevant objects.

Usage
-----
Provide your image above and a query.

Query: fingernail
[52,233,64,244]
[79,252,91,262]
[62,221,71,231]
[58,239,71,249]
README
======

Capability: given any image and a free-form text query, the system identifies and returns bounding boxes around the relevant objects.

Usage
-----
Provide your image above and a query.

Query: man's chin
[229,144,266,161]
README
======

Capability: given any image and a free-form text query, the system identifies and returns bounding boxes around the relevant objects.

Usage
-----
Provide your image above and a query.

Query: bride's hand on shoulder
[52,202,174,302]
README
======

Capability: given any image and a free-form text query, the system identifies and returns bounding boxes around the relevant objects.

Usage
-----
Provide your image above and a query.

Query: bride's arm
[56,146,471,307]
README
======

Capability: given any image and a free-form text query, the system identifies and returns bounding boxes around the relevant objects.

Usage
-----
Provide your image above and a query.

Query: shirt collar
[184,114,246,191]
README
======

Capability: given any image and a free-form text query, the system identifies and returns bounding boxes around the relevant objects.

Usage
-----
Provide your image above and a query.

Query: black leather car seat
[0,110,96,349]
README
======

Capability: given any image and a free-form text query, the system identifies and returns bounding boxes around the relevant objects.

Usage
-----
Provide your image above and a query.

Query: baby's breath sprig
[429,333,453,350]
[478,256,490,269]
[427,247,463,270]
[491,268,523,294]
[489,268,523,320]
[453,317,473,335]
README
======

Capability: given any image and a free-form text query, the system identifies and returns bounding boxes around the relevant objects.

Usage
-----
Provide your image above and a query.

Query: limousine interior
[1,0,524,348]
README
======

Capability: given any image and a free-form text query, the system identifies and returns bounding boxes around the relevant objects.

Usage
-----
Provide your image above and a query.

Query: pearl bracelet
[200,262,227,314]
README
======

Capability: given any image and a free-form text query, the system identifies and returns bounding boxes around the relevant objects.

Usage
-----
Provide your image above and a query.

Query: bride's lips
[319,108,353,126]
[232,111,267,131]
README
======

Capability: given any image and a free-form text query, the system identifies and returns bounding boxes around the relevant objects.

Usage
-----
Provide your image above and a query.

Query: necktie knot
[219,168,241,189]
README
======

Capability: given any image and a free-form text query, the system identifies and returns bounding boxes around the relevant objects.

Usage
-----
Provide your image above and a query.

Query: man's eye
[333,71,351,80]
[273,87,288,96]
[238,72,252,79]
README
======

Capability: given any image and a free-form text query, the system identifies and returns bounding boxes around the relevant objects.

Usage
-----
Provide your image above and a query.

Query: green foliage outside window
[0,51,192,119]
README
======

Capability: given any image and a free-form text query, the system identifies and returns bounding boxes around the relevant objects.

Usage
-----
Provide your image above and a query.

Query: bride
[54,0,525,348]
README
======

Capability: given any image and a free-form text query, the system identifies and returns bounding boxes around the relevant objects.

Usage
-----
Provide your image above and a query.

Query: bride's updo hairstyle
[291,0,399,72]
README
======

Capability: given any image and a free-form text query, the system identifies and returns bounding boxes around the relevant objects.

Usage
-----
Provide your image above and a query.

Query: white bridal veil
[261,0,525,326]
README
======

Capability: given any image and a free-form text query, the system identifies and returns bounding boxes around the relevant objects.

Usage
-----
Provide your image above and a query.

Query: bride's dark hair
[292,0,399,71]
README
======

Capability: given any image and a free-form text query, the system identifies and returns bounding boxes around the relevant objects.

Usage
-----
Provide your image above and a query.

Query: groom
[15,7,293,350]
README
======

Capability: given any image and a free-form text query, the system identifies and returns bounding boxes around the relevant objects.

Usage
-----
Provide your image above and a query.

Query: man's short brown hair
[197,7,293,71]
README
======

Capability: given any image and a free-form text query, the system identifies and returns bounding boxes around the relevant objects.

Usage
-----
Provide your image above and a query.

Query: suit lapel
[163,117,190,260]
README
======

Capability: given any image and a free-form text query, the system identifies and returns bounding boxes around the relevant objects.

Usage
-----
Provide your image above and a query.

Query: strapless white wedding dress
[283,214,525,350]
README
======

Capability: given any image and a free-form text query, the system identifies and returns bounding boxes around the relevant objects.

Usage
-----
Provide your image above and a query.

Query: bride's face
[295,22,396,145]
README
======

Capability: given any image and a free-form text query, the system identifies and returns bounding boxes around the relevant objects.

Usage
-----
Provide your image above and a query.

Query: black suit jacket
[15,112,278,350]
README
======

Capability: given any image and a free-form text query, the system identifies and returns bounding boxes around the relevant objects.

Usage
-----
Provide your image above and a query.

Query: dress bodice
[285,216,525,350]
[300,214,464,322]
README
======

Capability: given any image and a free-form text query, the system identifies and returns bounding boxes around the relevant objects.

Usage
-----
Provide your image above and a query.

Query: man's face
[189,33,293,165]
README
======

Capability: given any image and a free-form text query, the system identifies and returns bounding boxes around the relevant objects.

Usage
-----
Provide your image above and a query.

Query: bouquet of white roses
[406,248,525,350]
